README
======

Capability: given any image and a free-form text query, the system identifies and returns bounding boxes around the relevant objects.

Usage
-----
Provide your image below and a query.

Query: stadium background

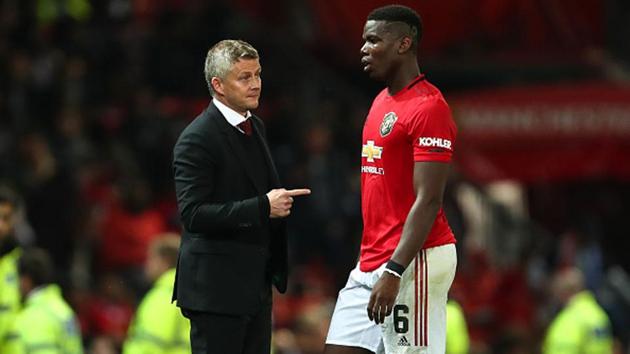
[1,0,629,353]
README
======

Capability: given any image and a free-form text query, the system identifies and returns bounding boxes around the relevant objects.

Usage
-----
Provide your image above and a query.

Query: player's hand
[367,272,400,324]
[267,188,311,218]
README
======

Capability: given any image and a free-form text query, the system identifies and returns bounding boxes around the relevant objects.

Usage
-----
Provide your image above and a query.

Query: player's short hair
[18,248,55,287]
[0,185,21,210]
[149,233,181,268]
[367,5,422,49]
[204,39,259,96]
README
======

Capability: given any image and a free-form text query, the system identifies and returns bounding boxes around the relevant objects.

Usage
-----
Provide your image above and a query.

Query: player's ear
[211,77,224,96]
[398,36,412,54]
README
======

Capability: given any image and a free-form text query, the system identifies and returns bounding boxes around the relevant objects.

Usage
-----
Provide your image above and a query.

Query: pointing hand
[267,188,311,218]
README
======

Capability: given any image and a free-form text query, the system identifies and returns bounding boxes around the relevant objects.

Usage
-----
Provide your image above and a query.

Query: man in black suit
[172,39,310,354]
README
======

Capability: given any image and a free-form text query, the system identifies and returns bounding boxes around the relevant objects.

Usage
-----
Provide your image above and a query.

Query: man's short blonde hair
[204,39,259,95]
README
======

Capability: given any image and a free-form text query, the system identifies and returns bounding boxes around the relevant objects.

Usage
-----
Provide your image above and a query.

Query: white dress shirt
[212,98,252,134]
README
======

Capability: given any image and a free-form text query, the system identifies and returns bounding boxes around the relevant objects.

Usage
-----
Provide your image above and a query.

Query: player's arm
[368,161,450,324]
[390,161,450,267]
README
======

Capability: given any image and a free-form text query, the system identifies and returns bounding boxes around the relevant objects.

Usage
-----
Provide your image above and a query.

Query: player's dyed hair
[367,5,422,50]
[204,39,259,96]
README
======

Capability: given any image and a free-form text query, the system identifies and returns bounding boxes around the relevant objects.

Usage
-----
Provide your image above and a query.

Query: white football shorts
[326,243,457,354]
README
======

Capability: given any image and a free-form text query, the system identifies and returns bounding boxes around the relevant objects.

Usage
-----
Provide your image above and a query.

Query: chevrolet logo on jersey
[362,140,383,162]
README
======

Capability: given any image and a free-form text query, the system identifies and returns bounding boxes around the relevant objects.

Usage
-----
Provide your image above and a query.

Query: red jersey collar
[406,74,426,90]
[388,74,426,98]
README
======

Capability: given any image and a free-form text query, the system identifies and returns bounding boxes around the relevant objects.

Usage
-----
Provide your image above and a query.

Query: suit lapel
[252,117,281,188]
[210,104,264,194]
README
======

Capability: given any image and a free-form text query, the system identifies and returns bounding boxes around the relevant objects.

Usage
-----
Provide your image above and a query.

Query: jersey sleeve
[407,98,456,163]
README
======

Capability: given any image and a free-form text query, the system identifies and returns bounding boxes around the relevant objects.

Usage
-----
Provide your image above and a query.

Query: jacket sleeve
[7,314,55,354]
[173,131,270,234]
[2,323,24,354]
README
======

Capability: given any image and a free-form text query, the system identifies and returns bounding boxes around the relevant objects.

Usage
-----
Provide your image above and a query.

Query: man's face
[360,20,402,81]
[0,202,15,241]
[214,58,262,115]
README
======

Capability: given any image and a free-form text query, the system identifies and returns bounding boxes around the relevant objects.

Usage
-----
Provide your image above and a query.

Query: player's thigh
[326,273,383,353]
[382,244,457,354]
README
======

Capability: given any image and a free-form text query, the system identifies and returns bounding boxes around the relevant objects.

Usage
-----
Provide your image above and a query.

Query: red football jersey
[359,75,457,272]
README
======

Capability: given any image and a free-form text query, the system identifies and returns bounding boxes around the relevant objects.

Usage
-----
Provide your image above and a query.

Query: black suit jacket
[172,102,288,315]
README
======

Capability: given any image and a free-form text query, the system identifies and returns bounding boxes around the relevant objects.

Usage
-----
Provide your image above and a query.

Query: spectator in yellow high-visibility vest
[6,248,84,354]
[446,299,469,354]
[123,234,191,354]
[543,267,613,354]
[36,0,91,24]
[0,186,22,353]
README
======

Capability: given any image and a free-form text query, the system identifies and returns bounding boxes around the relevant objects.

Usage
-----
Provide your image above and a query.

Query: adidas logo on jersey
[398,336,411,347]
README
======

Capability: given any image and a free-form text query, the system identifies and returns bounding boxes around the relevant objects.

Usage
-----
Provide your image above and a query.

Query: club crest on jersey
[380,112,398,137]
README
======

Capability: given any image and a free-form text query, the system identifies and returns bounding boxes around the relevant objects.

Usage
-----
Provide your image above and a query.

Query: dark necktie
[238,119,252,136]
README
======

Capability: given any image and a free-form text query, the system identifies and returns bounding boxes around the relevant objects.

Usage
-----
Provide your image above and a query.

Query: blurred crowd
[1,0,630,353]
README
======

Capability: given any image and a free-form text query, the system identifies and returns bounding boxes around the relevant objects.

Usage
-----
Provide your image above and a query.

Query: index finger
[285,189,311,197]
[367,294,375,321]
